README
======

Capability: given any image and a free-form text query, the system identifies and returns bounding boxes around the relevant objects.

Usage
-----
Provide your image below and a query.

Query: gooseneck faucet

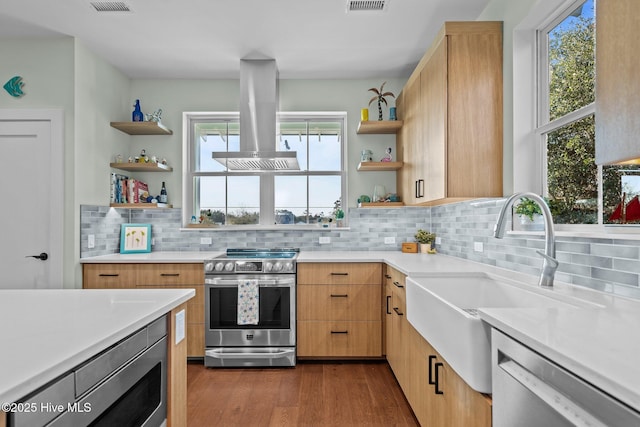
[494,192,559,288]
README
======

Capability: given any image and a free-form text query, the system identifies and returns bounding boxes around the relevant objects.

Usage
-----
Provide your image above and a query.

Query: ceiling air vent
[90,1,131,12]
[346,0,389,12]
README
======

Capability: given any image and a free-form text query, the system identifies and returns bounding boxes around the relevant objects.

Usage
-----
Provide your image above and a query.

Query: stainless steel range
[204,248,298,367]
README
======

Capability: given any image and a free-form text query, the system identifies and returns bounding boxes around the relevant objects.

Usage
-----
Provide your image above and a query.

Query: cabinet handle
[99,274,119,277]
[393,281,404,288]
[386,295,392,314]
[415,180,420,199]
[330,272,349,276]
[384,274,392,279]
[418,179,424,198]
[393,307,403,316]
[331,330,349,334]
[330,294,348,298]
[428,355,444,395]
[428,355,437,385]
[160,273,180,277]
[434,362,444,395]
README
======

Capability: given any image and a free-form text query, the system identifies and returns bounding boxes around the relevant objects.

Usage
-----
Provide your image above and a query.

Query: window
[183,112,346,227]
[537,0,640,225]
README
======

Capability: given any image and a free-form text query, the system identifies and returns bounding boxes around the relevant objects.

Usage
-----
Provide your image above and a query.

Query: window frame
[182,111,347,228]
[520,0,602,230]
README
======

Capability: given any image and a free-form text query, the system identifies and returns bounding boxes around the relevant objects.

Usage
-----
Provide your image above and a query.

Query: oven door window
[209,286,290,329]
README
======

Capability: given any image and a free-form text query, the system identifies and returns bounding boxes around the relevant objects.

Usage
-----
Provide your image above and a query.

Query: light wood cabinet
[595,0,640,164]
[82,263,205,357]
[397,21,503,205]
[383,264,491,427]
[297,263,382,358]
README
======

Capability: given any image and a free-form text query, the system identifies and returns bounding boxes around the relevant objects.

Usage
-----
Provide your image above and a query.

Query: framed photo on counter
[120,223,152,254]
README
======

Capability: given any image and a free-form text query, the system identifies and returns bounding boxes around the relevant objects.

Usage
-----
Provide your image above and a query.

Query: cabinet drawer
[297,321,382,357]
[135,263,204,286]
[298,284,381,321]
[297,263,382,285]
[83,264,137,288]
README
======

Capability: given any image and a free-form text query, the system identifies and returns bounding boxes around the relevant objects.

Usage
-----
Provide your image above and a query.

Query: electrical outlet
[384,236,395,244]
[319,236,331,244]
[87,234,95,249]
[435,236,442,245]
[474,242,484,252]
[200,237,212,245]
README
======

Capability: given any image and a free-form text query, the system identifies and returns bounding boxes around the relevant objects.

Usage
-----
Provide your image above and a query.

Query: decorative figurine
[132,99,144,122]
[368,82,395,121]
[145,108,163,123]
[381,147,393,162]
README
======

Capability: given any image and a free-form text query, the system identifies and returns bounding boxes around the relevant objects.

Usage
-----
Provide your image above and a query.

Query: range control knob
[264,262,274,272]
[284,262,294,272]
[273,261,283,272]
[214,262,224,272]
[204,262,214,272]
[224,262,235,272]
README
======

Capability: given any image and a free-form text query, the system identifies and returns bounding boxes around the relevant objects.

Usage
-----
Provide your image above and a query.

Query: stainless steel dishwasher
[492,329,640,427]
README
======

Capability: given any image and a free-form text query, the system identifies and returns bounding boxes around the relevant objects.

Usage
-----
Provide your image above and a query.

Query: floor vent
[346,0,389,12]
[90,1,131,12]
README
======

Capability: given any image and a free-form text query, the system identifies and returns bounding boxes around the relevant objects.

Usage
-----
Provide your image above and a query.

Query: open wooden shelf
[357,161,403,171]
[110,203,173,209]
[358,202,404,207]
[110,162,173,172]
[356,120,403,134]
[110,121,173,135]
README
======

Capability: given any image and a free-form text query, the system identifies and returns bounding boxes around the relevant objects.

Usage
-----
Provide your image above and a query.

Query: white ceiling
[0,0,490,79]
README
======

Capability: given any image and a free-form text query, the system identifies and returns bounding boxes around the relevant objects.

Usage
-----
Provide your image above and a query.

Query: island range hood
[212,59,300,171]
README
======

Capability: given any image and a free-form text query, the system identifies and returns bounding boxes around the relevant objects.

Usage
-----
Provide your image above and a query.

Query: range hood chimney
[212,59,299,171]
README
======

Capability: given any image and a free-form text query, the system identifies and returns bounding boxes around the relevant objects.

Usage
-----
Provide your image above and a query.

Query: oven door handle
[206,348,295,359]
[205,278,295,286]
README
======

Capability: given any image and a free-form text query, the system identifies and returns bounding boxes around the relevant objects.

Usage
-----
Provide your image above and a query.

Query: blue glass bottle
[132,99,144,122]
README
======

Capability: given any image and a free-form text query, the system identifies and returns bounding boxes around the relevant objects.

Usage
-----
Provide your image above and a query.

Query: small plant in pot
[514,197,544,230]
[414,229,436,253]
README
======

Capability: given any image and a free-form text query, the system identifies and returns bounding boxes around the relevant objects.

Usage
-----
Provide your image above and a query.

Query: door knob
[26,252,48,261]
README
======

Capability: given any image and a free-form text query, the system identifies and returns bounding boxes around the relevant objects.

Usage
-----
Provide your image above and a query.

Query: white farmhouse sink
[406,273,595,394]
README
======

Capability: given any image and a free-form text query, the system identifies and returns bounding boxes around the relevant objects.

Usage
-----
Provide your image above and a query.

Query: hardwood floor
[187,361,419,426]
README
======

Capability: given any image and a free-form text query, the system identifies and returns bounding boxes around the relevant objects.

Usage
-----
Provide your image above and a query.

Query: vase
[518,214,544,231]
[418,243,432,253]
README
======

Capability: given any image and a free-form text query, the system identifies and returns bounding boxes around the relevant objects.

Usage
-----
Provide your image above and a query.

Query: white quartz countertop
[80,251,222,263]
[0,288,194,404]
[79,250,640,410]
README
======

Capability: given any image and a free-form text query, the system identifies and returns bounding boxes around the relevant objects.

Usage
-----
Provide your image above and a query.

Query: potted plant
[514,197,544,230]
[414,229,436,253]
[333,198,345,227]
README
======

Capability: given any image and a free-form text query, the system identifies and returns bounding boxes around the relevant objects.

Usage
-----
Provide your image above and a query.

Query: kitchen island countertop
[0,288,194,405]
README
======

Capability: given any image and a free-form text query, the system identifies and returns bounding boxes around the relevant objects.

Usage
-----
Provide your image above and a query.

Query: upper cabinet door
[595,0,640,165]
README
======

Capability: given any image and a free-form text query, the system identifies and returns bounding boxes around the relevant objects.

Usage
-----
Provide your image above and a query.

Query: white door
[0,110,64,289]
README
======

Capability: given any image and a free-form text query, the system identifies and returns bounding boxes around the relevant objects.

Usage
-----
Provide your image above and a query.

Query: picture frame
[120,223,152,254]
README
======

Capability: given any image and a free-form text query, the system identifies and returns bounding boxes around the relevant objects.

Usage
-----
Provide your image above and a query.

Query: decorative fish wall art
[3,76,25,98]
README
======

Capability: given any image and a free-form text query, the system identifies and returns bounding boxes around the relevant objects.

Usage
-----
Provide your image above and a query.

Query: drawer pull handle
[99,274,119,277]
[434,362,444,395]
[393,281,404,288]
[160,273,180,277]
[330,272,349,276]
[386,295,392,314]
[384,274,392,279]
[331,330,349,334]
[330,294,348,298]
[393,307,403,316]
